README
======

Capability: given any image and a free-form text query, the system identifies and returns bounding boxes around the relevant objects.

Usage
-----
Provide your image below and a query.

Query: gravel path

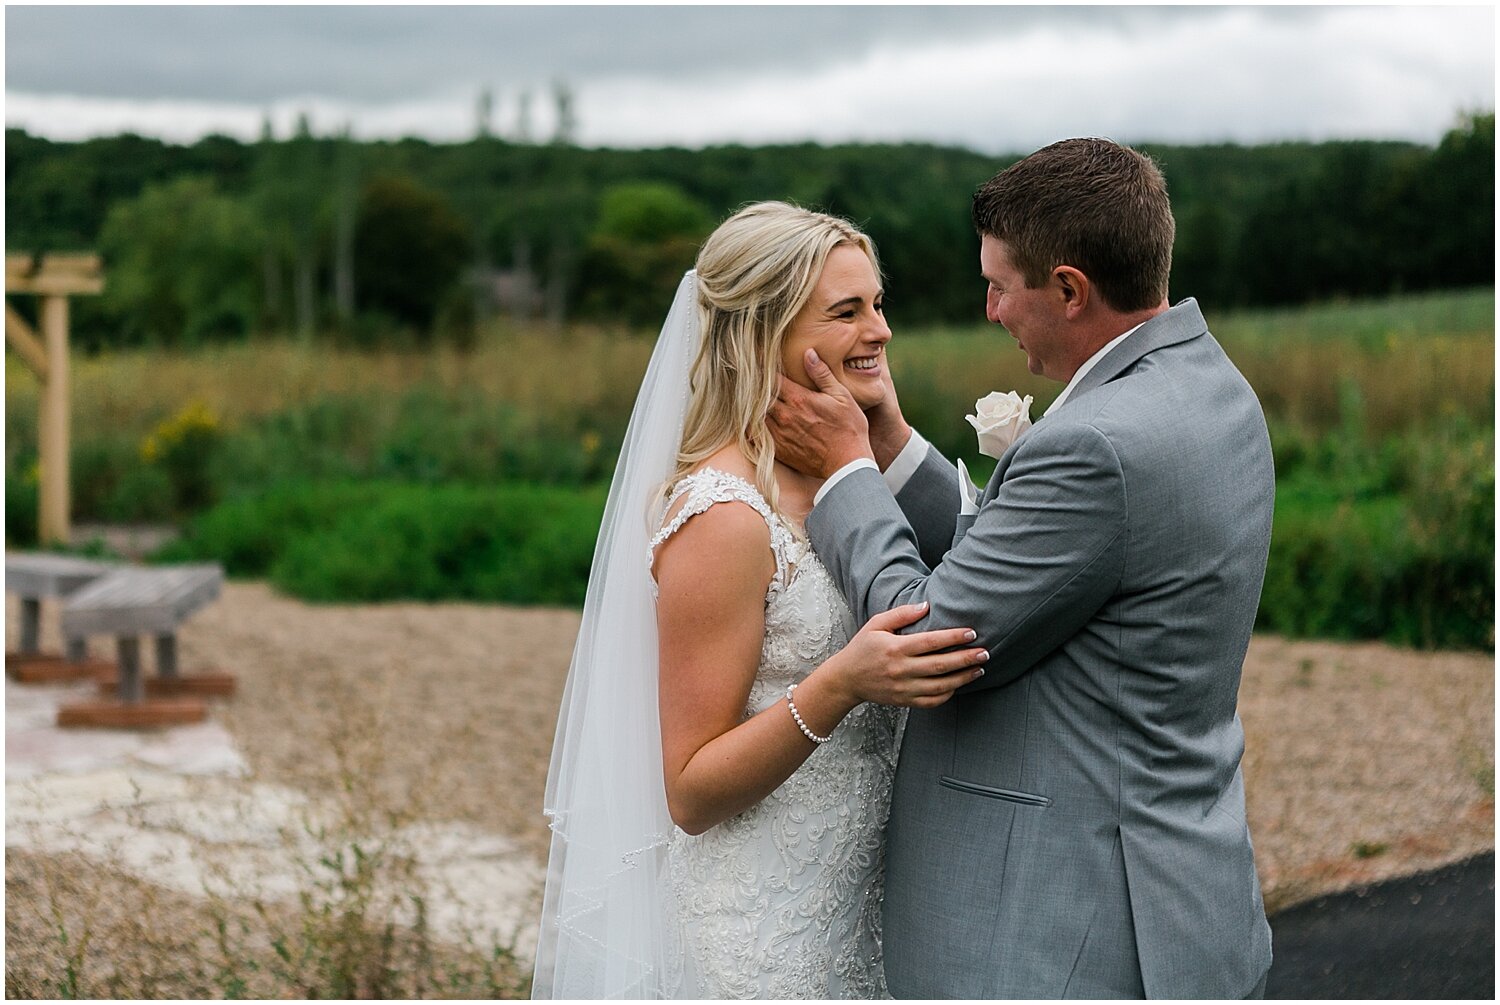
[146,582,1489,911]
[7,582,1494,950]
[1238,635,1494,910]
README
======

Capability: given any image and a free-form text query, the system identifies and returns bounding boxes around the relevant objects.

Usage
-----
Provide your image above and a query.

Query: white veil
[532,271,700,999]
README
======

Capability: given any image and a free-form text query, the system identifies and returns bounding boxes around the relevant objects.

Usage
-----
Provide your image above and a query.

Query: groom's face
[980,236,1067,381]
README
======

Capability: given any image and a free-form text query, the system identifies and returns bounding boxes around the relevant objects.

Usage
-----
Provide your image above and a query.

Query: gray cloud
[6,5,1321,102]
[5,6,1488,150]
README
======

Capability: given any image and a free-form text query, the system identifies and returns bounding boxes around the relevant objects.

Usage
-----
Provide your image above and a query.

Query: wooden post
[39,295,71,545]
[5,254,103,548]
[116,637,143,704]
[19,598,41,653]
[155,633,179,680]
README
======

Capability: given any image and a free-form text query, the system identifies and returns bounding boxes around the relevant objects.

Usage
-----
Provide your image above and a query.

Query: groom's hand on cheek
[865,358,913,471]
[768,349,875,479]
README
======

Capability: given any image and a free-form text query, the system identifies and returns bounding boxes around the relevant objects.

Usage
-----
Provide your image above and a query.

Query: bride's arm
[655,501,986,836]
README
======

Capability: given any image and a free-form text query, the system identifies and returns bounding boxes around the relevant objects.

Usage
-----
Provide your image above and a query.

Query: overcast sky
[5,5,1494,152]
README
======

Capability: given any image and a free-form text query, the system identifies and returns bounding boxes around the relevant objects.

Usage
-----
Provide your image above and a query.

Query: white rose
[966,391,1034,459]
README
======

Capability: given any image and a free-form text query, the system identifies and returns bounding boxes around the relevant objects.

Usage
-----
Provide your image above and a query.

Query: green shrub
[105,464,176,523]
[1260,419,1494,649]
[71,436,132,520]
[161,481,606,606]
[156,414,1492,645]
[141,401,224,514]
[157,482,394,577]
[1261,488,1413,640]
[270,484,604,605]
[5,458,38,546]
[1395,420,1495,648]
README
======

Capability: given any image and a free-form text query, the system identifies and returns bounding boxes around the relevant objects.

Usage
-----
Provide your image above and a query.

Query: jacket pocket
[939,774,1051,807]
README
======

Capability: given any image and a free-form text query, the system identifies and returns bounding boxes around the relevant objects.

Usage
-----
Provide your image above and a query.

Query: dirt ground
[8,582,1495,937]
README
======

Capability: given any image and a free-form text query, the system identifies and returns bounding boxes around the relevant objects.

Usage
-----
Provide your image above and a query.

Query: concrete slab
[5,677,99,734]
[132,721,249,777]
[5,665,544,963]
[7,725,146,779]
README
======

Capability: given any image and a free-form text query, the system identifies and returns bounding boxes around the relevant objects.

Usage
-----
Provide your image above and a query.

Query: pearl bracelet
[786,682,832,744]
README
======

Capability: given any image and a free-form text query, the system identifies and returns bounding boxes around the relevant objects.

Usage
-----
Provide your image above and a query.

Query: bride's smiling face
[781,243,891,410]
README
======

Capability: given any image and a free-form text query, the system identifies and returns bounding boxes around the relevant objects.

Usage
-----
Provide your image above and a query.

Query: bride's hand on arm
[808,602,989,711]
[656,502,986,836]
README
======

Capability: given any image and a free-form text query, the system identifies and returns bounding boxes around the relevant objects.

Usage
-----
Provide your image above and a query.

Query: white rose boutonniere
[966,391,1034,459]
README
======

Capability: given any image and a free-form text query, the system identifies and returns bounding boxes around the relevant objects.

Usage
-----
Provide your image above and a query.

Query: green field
[6,287,1493,648]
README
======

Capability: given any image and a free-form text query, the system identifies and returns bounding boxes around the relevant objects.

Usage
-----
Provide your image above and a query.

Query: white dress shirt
[811,440,919,507]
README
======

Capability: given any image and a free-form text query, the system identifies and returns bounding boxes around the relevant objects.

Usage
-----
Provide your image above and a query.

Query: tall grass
[7,288,1490,452]
[4,322,653,444]
[890,287,1493,461]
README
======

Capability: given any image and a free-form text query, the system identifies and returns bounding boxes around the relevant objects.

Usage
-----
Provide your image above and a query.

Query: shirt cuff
[813,458,880,507]
[882,429,929,496]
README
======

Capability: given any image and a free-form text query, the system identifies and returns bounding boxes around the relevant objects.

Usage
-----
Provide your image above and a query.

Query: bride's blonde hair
[673,201,879,523]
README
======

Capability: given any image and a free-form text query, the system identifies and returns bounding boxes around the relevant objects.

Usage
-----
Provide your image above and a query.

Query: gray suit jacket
[807,299,1274,998]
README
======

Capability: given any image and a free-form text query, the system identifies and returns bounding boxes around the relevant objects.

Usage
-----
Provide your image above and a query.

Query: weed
[1294,659,1315,687]
[5,685,532,999]
[1458,739,1496,797]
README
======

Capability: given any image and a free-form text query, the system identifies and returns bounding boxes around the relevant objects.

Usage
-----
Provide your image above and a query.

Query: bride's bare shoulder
[653,448,774,590]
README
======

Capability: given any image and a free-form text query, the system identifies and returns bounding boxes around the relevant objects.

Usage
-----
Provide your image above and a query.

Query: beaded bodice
[649,468,900,999]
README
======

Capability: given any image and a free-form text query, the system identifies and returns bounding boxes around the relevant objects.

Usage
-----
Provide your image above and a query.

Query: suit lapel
[976,299,1210,507]
[1066,297,1209,404]
[980,437,1023,505]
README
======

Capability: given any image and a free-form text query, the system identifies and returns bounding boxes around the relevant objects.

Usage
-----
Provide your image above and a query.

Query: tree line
[4,112,1491,349]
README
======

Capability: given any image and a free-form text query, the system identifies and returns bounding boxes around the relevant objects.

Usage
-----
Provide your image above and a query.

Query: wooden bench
[57,563,235,728]
[5,552,119,681]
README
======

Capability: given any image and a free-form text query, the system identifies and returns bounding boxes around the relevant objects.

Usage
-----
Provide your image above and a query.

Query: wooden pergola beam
[6,254,104,296]
[5,301,49,379]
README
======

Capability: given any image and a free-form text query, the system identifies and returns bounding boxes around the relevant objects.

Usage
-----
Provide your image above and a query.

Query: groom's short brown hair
[972,138,1174,313]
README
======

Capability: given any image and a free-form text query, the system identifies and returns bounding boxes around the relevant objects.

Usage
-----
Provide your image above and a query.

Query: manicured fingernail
[974,667,986,677]
[917,601,929,611]
[977,650,989,662]
[964,630,977,642]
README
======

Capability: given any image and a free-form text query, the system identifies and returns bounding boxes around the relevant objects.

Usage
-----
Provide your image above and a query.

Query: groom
[769,138,1274,998]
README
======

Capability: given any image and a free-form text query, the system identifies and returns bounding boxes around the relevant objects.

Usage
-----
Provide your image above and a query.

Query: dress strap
[648,468,795,599]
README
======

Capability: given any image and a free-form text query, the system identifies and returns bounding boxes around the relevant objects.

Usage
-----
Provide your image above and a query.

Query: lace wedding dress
[648,468,903,999]
[534,274,900,1000]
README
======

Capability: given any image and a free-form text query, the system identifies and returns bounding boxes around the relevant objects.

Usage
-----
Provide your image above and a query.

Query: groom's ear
[1052,266,1090,320]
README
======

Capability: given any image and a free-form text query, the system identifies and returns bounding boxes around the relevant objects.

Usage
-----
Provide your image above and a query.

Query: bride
[533,202,989,999]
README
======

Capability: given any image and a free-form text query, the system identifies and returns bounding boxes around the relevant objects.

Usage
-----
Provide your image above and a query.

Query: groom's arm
[807,419,1127,691]
[864,361,966,559]
[816,432,965,571]
[892,440,964,567]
